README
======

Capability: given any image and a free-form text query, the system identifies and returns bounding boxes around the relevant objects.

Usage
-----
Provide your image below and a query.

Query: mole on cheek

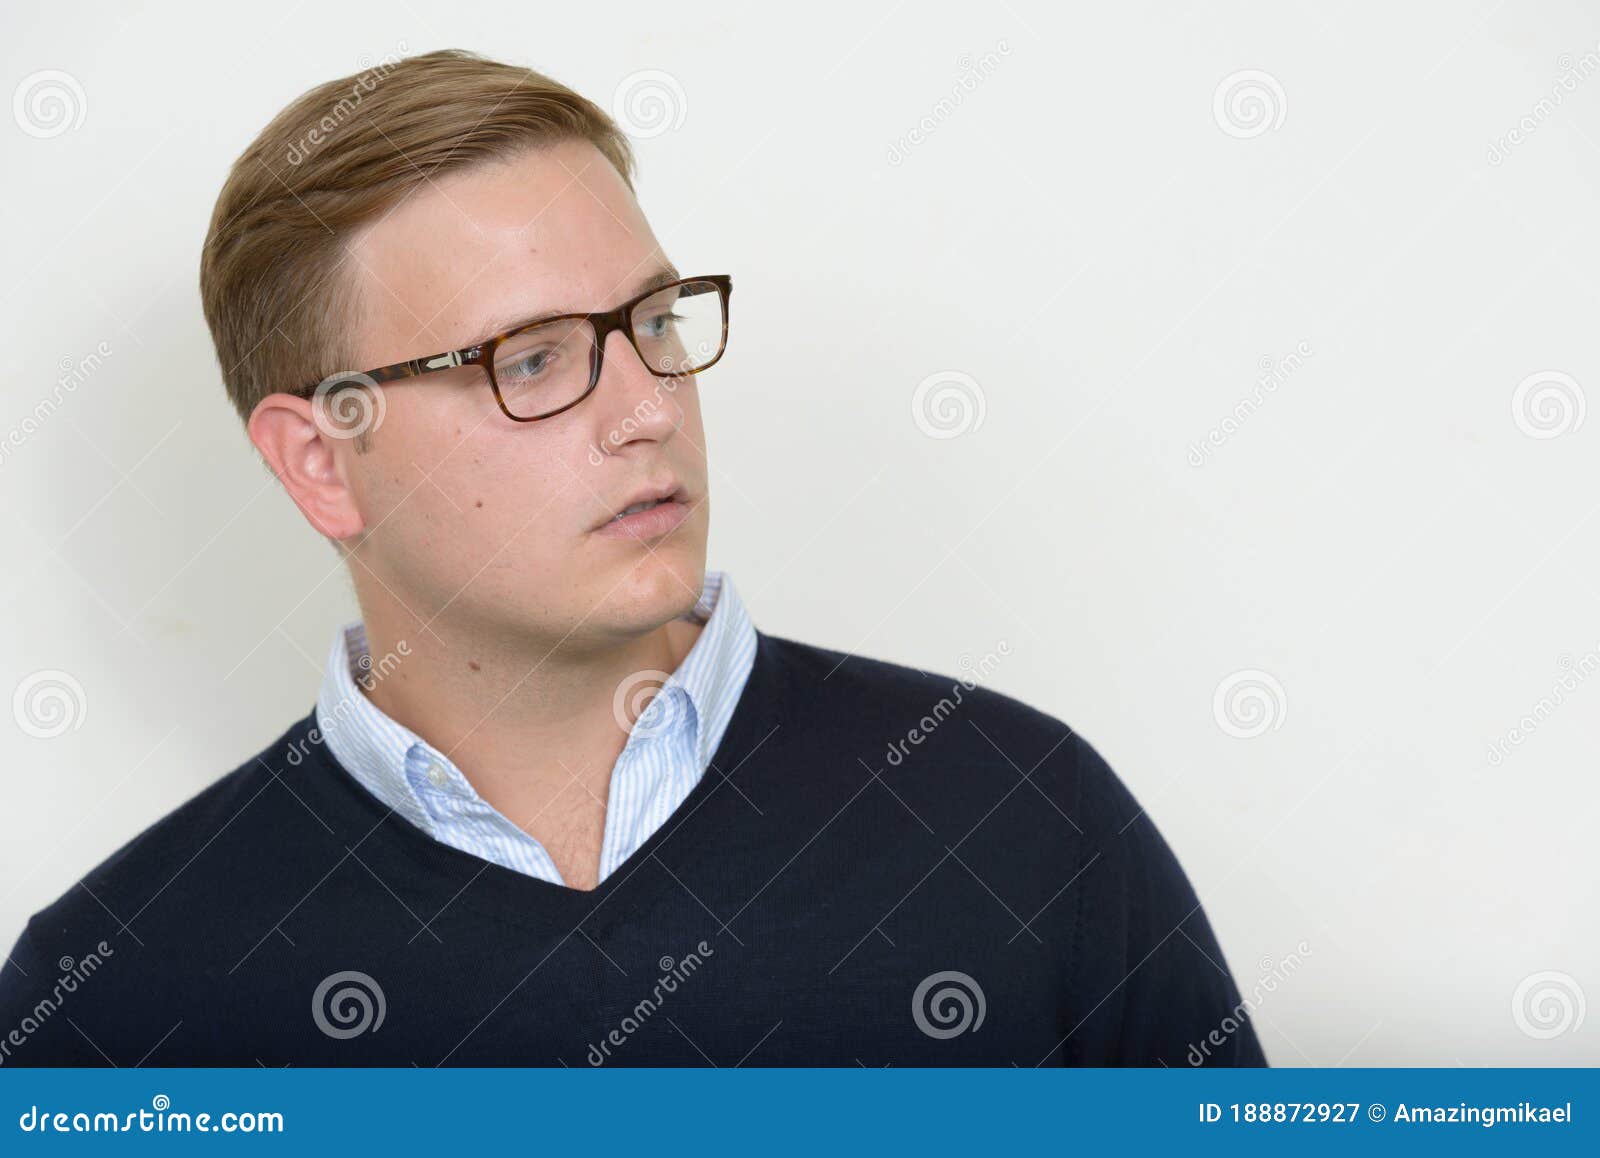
[468,660,481,672]
[475,499,484,508]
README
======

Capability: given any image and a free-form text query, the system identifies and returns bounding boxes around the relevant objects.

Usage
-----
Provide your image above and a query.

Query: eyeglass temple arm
[359,345,487,387]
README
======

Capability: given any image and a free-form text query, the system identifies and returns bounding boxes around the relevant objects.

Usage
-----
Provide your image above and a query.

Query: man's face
[335,139,711,650]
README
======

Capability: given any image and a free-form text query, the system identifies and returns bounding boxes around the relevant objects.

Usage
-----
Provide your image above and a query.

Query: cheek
[428,419,595,545]
[346,394,615,611]
[353,408,559,545]
[675,381,708,448]
[377,450,576,610]
[432,449,567,536]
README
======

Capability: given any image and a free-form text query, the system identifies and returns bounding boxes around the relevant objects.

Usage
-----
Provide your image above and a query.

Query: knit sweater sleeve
[0,918,106,1067]
[1068,730,1268,1067]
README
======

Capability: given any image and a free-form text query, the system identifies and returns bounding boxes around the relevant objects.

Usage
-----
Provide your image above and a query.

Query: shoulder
[7,711,341,963]
[757,632,1142,833]
[754,637,1261,1061]
[762,630,1054,731]
[0,712,350,1060]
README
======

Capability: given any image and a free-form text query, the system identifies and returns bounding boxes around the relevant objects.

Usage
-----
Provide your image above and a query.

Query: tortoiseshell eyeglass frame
[301,274,731,423]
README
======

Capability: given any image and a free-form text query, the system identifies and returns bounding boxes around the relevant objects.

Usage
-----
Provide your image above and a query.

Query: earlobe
[247,393,367,542]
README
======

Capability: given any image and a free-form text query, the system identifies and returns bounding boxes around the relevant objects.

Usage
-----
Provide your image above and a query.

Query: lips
[592,480,690,535]
[615,496,669,519]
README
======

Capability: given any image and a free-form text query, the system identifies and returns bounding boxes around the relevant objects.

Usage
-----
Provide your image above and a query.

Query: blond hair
[199,48,635,424]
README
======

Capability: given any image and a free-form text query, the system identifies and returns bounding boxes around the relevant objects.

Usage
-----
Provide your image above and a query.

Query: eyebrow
[464,265,683,348]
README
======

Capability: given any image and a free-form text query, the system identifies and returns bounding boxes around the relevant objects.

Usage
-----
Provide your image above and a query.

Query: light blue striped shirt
[314,570,757,886]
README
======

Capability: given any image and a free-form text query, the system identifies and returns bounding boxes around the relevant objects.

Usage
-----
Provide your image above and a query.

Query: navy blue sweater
[0,632,1265,1066]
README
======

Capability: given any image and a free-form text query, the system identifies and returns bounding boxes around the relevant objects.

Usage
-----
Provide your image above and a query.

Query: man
[0,49,1263,1066]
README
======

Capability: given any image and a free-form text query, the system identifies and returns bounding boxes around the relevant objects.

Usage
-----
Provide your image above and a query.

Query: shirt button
[426,761,449,789]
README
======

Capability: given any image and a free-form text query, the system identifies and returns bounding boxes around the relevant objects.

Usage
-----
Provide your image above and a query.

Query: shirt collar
[657,569,755,769]
[314,569,756,824]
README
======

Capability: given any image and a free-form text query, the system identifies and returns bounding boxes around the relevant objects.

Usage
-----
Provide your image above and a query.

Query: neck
[352,590,705,821]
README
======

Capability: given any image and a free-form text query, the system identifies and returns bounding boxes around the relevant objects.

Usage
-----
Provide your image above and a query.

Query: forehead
[344,138,664,359]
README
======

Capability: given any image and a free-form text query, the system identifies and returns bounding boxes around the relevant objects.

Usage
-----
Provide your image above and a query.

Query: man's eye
[509,349,554,378]
[640,311,685,338]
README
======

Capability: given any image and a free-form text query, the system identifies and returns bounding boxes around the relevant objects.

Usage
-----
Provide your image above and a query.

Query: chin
[597,541,707,635]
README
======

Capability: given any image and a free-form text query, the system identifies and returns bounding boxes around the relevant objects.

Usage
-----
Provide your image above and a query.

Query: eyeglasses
[304,274,731,422]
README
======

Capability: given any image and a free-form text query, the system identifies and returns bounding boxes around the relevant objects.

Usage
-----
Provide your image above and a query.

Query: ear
[248,393,367,542]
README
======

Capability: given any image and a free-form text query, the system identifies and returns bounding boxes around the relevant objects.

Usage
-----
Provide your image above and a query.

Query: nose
[588,326,684,455]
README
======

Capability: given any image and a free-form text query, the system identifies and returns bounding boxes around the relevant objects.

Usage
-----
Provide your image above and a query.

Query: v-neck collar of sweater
[297,628,787,933]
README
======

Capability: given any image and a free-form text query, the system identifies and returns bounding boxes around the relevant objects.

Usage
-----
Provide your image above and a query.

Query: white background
[2,0,1597,1065]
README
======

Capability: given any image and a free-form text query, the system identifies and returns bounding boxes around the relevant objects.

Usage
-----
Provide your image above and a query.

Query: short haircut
[199,48,635,425]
